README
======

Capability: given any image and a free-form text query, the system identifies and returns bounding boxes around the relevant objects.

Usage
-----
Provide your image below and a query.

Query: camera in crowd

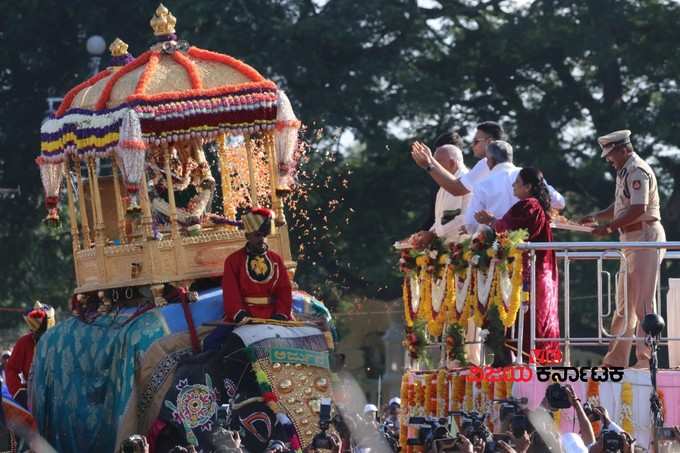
[546,383,571,409]
[311,398,335,450]
[407,416,450,450]
[449,411,496,453]
[601,428,626,453]
[582,402,601,423]
[211,403,239,453]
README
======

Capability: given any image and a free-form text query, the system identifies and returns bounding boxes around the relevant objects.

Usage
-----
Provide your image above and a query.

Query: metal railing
[515,241,680,365]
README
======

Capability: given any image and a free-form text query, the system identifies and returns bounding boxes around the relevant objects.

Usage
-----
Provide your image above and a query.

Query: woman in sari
[475,167,560,356]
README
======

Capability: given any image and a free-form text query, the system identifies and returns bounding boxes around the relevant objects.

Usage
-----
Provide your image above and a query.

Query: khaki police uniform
[602,151,665,367]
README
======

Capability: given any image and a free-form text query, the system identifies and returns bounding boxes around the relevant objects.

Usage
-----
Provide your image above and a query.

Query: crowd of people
[408,122,665,369]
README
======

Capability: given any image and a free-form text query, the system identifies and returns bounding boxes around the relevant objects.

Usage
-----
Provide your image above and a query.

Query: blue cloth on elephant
[30,291,225,453]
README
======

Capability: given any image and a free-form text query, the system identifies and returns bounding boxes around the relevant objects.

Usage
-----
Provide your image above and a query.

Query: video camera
[582,402,601,423]
[311,398,335,450]
[546,383,571,409]
[601,428,625,453]
[407,416,450,450]
[449,411,497,453]
[494,397,531,439]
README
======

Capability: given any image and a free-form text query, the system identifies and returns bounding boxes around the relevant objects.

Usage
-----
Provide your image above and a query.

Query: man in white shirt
[464,141,566,233]
[411,121,505,196]
[411,144,471,245]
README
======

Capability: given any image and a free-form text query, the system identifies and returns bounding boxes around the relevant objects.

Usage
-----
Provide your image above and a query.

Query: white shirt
[430,167,471,242]
[459,158,490,192]
[464,162,566,232]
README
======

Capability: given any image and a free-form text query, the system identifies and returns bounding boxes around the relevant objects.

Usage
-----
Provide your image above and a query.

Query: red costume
[222,247,293,322]
[5,333,36,400]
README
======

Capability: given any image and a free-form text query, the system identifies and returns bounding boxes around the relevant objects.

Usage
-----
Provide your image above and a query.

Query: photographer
[302,431,342,453]
[587,406,636,453]
[562,384,595,448]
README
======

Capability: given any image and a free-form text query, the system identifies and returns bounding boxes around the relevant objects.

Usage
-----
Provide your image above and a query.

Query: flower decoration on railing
[397,228,528,337]
[402,319,428,361]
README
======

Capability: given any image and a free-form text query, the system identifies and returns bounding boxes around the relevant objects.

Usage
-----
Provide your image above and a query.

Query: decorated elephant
[31,288,334,453]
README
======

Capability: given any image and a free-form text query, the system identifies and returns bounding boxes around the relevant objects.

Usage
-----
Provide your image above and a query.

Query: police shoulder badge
[632,180,641,190]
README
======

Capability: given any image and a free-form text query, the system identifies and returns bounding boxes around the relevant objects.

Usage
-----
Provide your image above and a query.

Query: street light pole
[86,35,106,76]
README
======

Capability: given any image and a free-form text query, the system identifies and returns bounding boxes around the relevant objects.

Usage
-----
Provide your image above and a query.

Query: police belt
[619,220,658,234]
[244,297,271,306]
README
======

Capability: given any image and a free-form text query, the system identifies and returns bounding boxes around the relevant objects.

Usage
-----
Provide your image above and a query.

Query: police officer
[580,130,666,368]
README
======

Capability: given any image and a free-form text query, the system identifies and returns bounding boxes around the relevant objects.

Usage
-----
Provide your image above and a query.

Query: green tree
[2,0,680,330]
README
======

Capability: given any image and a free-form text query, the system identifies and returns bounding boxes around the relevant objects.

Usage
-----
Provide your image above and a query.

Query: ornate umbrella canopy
[38,4,300,222]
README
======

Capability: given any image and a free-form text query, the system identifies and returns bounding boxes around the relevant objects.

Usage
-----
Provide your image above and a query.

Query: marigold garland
[423,374,437,415]
[96,51,153,110]
[418,268,433,328]
[494,251,524,327]
[400,374,409,451]
[620,382,634,434]
[427,267,455,336]
[187,46,265,81]
[135,51,160,95]
[658,389,666,421]
[464,379,474,412]
[437,369,447,417]
[171,50,203,89]
[56,68,113,117]
[403,276,414,328]
[586,380,601,434]
[553,409,561,432]
[415,378,425,410]
[127,80,278,103]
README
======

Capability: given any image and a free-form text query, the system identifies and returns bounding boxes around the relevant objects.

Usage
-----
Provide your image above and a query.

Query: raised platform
[400,366,679,452]
[512,367,679,451]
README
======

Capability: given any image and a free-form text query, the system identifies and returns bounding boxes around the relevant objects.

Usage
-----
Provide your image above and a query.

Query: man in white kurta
[464,141,566,233]
[428,146,471,242]
[410,144,471,246]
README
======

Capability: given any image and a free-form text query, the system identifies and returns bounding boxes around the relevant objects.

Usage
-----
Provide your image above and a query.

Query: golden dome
[150,4,177,36]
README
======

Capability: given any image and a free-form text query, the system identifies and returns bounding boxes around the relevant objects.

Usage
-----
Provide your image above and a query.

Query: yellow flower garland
[553,409,561,432]
[437,369,447,417]
[586,380,601,435]
[464,380,474,411]
[428,267,456,336]
[401,239,525,331]
[491,250,524,327]
[400,373,409,451]
[403,276,414,328]
[620,382,634,434]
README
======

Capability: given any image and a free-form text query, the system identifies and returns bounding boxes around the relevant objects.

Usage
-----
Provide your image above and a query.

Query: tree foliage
[1,0,680,322]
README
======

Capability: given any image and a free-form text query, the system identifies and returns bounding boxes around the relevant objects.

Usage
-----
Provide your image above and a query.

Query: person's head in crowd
[363,403,378,423]
[473,121,506,158]
[485,140,513,168]
[514,167,551,214]
[598,129,633,171]
[168,447,189,453]
[433,144,465,175]
[387,397,401,418]
[120,434,149,453]
[1,350,10,366]
[433,130,465,150]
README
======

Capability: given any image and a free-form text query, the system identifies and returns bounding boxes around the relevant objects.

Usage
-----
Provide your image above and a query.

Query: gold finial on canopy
[109,38,129,57]
[150,4,177,36]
